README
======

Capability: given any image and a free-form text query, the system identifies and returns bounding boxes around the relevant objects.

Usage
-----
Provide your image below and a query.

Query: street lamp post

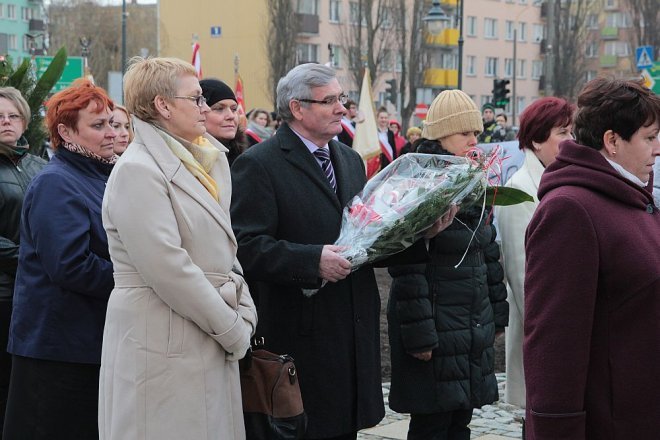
[423,0,464,90]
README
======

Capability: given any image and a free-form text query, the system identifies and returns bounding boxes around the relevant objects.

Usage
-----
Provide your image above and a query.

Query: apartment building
[159,0,406,112]
[583,0,638,83]
[458,0,545,123]
[159,0,551,121]
[0,0,46,61]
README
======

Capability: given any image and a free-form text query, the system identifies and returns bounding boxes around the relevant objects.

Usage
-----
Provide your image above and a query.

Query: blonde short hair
[406,126,422,139]
[0,86,31,131]
[123,57,197,122]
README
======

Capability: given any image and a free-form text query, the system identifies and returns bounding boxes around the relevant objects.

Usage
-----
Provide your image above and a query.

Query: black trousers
[2,355,100,440]
[0,300,11,439]
[407,409,473,440]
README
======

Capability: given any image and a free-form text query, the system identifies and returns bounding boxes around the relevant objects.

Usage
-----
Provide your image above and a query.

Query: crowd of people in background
[0,56,658,440]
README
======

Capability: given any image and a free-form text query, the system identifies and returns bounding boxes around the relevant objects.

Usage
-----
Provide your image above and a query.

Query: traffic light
[385,79,397,105]
[491,79,511,108]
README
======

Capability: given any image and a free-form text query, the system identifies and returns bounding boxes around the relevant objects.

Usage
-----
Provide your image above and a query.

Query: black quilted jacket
[387,141,508,414]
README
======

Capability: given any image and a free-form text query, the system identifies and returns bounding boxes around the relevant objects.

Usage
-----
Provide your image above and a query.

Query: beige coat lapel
[133,118,237,247]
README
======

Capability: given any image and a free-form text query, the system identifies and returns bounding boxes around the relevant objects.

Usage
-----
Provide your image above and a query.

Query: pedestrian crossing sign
[636,46,654,70]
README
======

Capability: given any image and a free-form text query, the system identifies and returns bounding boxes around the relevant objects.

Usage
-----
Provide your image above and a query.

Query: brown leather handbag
[240,348,307,439]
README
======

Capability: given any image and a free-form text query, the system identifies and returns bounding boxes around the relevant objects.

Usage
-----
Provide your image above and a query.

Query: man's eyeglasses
[296,94,349,106]
[0,113,23,123]
[174,95,207,108]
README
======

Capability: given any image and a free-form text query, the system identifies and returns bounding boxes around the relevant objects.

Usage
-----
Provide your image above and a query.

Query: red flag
[235,75,246,113]
[191,42,202,79]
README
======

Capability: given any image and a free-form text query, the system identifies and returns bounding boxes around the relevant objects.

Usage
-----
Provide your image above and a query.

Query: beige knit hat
[421,90,484,140]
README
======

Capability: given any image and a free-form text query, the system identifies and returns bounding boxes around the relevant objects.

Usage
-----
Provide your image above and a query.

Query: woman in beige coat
[494,97,574,408]
[99,57,257,440]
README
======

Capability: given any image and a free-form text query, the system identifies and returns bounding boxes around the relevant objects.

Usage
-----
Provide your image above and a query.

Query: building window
[605,0,616,9]
[7,4,16,19]
[297,0,318,15]
[349,2,366,26]
[505,21,514,40]
[516,96,525,115]
[381,7,392,29]
[330,45,342,67]
[466,55,476,76]
[395,52,403,72]
[532,60,543,79]
[533,24,544,42]
[0,4,4,19]
[23,34,30,51]
[504,58,514,78]
[604,41,630,57]
[381,49,394,71]
[585,42,598,58]
[606,12,631,28]
[517,22,527,41]
[21,6,31,21]
[481,95,492,108]
[297,43,319,63]
[586,14,599,29]
[466,16,477,37]
[484,18,497,39]
[517,59,526,78]
[8,34,17,50]
[485,57,498,76]
[519,0,528,3]
[441,52,457,70]
[329,0,341,23]
[585,70,597,82]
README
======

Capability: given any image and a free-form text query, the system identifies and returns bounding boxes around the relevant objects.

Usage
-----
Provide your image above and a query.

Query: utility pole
[512,28,517,126]
[121,0,128,101]
[544,0,555,96]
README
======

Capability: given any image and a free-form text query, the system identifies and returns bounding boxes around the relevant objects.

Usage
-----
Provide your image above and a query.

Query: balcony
[426,28,459,47]
[600,54,617,67]
[296,13,319,35]
[423,68,458,88]
[601,26,618,39]
[29,19,46,32]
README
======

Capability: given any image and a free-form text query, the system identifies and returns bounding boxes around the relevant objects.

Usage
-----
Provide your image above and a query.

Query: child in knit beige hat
[421,90,484,156]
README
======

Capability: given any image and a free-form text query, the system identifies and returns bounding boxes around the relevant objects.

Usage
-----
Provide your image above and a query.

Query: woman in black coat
[387,90,508,440]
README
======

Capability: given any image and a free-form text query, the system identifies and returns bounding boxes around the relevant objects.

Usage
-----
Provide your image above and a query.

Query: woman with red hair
[494,96,575,408]
[3,79,117,439]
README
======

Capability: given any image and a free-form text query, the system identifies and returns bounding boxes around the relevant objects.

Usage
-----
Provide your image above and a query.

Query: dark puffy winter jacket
[0,151,46,301]
[387,200,508,414]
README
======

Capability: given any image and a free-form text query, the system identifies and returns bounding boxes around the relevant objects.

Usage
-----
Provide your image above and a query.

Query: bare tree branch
[265,0,299,109]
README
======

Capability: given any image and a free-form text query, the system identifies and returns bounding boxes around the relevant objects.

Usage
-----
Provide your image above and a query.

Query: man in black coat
[230,64,453,439]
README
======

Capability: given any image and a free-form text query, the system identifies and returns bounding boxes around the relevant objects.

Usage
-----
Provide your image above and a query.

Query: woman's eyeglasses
[174,95,207,108]
[0,113,23,123]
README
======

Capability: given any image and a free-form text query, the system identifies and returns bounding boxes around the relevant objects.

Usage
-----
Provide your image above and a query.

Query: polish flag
[352,68,381,178]
[191,42,202,79]
[235,75,246,113]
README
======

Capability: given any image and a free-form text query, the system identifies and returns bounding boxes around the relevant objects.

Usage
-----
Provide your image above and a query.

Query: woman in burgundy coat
[523,77,660,439]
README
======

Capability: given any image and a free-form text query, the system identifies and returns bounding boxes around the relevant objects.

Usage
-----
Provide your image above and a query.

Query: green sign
[34,56,84,92]
[648,62,660,95]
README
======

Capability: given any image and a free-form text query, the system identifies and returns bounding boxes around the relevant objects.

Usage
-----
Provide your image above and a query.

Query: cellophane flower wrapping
[334,153,487,270]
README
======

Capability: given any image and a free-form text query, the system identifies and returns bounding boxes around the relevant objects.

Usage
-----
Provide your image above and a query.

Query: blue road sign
[636,46,654,70]
[210,26,222,38]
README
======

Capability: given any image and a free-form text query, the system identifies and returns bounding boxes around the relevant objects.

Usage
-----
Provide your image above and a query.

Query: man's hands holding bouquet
[307,152,531,295]
[319,204,459,283]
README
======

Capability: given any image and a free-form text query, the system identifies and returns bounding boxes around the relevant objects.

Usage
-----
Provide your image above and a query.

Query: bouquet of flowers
[333,151,531,270]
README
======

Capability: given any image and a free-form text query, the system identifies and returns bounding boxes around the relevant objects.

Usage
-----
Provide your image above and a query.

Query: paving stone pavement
[358,373,524,439]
